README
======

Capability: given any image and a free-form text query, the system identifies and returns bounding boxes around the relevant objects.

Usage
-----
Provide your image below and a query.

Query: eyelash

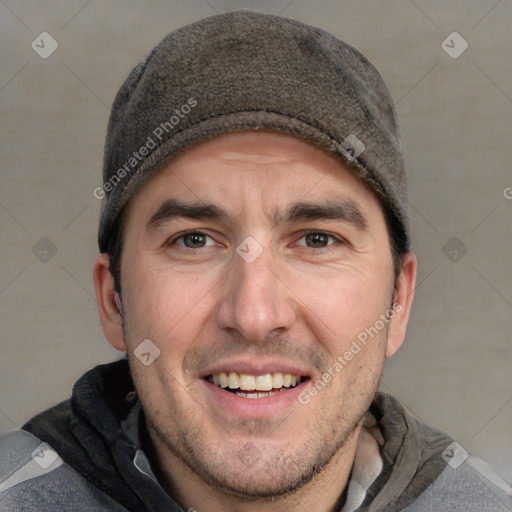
[166,230,218,251]
[167,229,346,250]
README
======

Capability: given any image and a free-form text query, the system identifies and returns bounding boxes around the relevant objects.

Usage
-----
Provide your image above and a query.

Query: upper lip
[200,358,312,378]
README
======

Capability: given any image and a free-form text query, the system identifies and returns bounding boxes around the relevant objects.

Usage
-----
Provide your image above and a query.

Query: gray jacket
[1,359,511,511]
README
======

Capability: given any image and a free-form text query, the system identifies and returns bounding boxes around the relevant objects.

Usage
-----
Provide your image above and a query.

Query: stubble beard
[133,357,385,502]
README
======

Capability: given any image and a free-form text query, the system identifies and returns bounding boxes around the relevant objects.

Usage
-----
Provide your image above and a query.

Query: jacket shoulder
[401,453,512,512]
[0,430,129,511]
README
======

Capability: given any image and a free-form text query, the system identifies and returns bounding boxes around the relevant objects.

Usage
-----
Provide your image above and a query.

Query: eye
[295,231,339,249]
[173,231,217,249]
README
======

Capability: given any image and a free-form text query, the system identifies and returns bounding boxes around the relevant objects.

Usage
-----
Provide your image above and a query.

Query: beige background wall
[1,0,511,482]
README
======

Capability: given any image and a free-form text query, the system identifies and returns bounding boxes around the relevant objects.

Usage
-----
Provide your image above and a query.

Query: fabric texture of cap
[98,10,410,252]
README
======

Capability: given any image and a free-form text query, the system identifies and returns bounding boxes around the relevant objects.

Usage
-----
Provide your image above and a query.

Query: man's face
[115,132,401,498]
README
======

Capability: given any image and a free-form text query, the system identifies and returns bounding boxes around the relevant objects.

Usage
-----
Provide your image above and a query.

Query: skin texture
[93,131,417,512]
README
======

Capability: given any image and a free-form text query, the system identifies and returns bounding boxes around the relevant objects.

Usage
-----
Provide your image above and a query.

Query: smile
[206,372,303,398]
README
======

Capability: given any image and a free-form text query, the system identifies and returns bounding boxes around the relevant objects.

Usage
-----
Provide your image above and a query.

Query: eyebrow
[277,200,369,231]
[145,198,369,232]
[145,200,229,230]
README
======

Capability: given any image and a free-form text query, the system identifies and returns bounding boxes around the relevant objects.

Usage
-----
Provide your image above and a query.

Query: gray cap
[98,10,409,253]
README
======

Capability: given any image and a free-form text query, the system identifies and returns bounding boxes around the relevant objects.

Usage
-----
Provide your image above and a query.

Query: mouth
[206,372,306,399]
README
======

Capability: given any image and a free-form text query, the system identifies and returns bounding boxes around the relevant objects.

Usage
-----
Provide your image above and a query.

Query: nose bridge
[237,255,275,308]
[216,245,296,342]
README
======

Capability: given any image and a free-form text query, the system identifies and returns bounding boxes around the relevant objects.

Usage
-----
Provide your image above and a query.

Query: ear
[385,251,417,359]
[93,253,126,352]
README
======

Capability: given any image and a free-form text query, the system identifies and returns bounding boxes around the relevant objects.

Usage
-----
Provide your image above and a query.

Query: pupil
[306,233,328,248]
[184,233,205,248]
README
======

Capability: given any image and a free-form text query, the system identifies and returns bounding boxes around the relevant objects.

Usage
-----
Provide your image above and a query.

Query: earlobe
[385,251,417,359]
[93,253,127,352]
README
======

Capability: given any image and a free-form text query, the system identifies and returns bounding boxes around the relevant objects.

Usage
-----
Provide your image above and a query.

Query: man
[1,10,510,512]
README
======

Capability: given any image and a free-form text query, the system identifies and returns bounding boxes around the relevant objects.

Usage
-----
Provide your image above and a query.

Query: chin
[195,457,312,500]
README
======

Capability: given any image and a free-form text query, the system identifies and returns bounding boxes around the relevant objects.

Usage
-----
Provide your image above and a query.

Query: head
[93,11,417,504]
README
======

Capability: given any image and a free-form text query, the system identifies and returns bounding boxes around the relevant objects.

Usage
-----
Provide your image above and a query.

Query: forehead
[126,131,382,216]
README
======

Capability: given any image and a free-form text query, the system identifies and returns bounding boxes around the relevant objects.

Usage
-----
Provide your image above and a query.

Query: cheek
[121,255,220,363]
[287,264,391,352]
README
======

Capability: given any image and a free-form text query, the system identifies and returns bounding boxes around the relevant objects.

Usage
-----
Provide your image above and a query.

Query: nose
[215,246,297,343]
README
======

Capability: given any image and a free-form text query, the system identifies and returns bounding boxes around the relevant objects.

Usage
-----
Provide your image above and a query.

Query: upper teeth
[210,372,301,391]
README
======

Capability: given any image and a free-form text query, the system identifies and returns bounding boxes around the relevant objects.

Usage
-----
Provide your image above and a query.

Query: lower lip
[201,379,309,418]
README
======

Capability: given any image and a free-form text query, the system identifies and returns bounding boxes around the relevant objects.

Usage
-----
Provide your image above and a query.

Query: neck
[145,423,363,512]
